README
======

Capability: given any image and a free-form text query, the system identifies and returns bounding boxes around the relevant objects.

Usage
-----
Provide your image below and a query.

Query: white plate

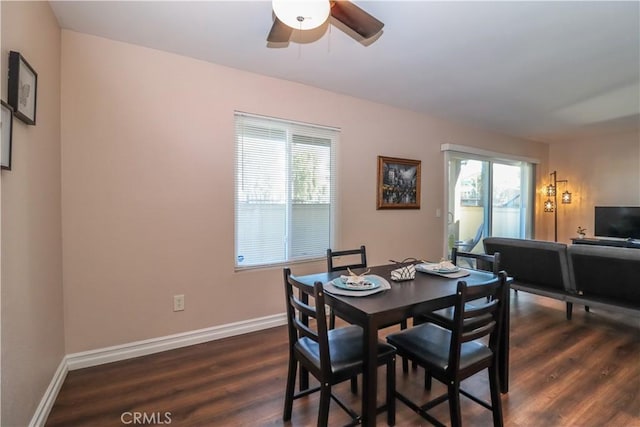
[434,266,460,273]
[415,263,460,274]
[331,276,381,291]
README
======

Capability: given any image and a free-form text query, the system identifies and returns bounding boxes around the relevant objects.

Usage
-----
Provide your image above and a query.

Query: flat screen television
[594,206,640,240]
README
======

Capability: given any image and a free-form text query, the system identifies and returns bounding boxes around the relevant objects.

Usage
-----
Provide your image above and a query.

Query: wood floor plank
[46,291,640,426]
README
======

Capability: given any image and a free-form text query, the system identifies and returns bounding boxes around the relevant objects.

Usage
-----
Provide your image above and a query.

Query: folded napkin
[437,260,457,270]
[390,264,416,281]
[340,274,368,286]
[324,275,391,297]
[389,257,418,281]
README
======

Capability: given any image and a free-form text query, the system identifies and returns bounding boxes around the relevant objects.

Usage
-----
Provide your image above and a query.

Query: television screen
[594,206,640,240]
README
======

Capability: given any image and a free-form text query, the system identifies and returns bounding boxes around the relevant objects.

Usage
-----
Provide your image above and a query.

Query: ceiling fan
[267,0,384,44]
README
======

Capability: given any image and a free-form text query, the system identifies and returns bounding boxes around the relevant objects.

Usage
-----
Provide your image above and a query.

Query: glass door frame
[442,144,539,257]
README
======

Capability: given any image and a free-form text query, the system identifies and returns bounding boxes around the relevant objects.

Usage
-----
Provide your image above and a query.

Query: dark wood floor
[46,292,640,426]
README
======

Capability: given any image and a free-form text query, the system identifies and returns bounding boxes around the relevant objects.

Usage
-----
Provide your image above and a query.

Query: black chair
[414,250,501,328]
[326,246,368,330]
[327,246,409,373]
[282,268,397,427]
[452,247,501,275]
[387,272,507,427]
[326,245,368,274]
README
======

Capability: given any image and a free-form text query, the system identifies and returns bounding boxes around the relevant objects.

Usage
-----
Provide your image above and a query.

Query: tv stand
[571,238,640,249]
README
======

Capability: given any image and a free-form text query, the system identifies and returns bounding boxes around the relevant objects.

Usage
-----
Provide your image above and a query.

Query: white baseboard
[30,313,287,426]
[66,312,287,370]
[29,359,68,427]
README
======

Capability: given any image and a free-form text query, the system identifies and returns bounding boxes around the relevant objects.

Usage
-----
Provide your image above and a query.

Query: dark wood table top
[296,263,498,327]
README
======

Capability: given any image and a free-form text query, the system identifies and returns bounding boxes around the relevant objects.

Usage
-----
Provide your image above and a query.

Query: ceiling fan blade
[330,1,384,39]
[267,17,293,43]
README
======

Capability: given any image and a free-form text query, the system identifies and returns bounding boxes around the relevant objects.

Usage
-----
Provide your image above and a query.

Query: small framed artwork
[1,100,14,170]
[377,156,421,209]
[8,51,38,125]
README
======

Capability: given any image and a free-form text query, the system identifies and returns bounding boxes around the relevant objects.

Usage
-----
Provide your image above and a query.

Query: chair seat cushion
[387,323,492,371]
[296,325,396,375]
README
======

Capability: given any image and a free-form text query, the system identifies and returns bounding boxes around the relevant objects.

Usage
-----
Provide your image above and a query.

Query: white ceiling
[50,1,640,143]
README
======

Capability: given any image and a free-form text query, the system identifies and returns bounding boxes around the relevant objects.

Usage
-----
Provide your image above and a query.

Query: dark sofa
[483,237,640,319]
[567,244,640,316]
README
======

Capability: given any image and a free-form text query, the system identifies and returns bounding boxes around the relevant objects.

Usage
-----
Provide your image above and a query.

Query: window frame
[234,112,338,270]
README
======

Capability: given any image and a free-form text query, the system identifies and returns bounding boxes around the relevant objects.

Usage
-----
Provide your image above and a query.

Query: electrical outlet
[173,294,185,312]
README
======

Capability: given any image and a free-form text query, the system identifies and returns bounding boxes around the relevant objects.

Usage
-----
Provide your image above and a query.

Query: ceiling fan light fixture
[272,0,330,30]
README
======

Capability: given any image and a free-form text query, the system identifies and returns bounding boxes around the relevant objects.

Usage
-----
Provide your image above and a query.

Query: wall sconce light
[544,170,572,241]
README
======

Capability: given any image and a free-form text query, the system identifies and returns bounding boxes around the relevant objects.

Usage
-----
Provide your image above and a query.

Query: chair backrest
[483,237,571,292]
[448,272,507,374]
[451,247,501,274]
[326,245,367,272]
[283,268,330,375]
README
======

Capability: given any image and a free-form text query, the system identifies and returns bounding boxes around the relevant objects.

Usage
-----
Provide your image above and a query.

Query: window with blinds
[235,112,338,268]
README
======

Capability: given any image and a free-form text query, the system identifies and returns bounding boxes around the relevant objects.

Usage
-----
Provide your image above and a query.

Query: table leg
[362,322,378,426]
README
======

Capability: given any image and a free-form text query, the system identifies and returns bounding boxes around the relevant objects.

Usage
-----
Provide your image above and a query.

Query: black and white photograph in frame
[8,51,38,125]
[1,100,14,170]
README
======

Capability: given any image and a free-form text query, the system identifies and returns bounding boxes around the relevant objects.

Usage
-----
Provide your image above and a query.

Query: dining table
[294,262,511,427]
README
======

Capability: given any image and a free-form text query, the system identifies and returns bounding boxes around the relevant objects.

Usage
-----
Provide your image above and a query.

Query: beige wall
[1,2,64,426]
[544,130,640,243]
[61,30,547,354]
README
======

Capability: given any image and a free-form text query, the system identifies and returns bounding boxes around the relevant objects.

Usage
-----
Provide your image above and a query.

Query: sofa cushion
[568,245,640,306]
[483,237,571,293]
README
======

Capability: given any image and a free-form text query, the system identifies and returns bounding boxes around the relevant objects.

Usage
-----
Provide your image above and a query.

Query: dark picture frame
[8,51,38,125]
[1,100,13,170]
[377,156,421,209]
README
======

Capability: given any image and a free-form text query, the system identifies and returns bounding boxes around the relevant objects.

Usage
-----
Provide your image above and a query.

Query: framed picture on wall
[8,51,38,125]
[377,156,421,209]
[1,100,14,170]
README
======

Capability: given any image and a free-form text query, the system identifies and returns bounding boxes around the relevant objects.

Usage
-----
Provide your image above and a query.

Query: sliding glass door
[446,151,533,254]
[491,163,529,238]
[447,158,488,253]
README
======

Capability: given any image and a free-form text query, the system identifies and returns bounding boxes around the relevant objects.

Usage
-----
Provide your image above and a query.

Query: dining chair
[452,247,501,274]
[327,246,409,373]
[282,268,397,427]
[386,272,507,427]
[326,246,368,330]
[326,245,368,274]
[414,250,501,328]
[411,250,501,374]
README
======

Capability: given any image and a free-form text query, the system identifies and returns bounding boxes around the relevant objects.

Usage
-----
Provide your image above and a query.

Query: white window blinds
[234,112,338,268]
